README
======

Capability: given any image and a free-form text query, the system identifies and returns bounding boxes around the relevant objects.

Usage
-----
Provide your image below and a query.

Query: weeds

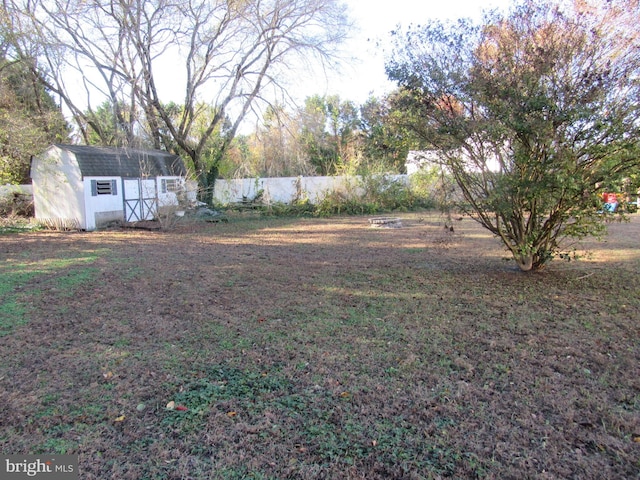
[0,215,41,234]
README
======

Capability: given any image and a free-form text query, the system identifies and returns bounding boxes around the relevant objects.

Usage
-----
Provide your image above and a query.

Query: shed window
[91,179,117,196]
[161,178,182,193]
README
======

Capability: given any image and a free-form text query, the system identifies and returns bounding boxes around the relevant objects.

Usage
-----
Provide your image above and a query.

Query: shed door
[123,178,157,222]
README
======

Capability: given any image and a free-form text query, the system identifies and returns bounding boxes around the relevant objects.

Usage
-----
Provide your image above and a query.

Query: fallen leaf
[103,371,114,380]
[633,435,640,443]
[340,391,350,398]
[114,415,125,422]
[226,411,237,417]
[166,401,175,410]
[175,405,188,411]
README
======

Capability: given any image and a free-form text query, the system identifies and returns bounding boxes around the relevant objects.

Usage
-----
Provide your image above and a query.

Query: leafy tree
[246,104,315,178]
[387,0,640,271]
[298,95,335,175]
[325,95,361,173]
[0,54,68,184]
[360,92,420,173]
[298,94,361,175]
[81,101,143,147]
[2,0,350,200]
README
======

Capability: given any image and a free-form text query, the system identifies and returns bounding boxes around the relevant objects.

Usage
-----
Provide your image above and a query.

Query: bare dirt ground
[0,212,639,479]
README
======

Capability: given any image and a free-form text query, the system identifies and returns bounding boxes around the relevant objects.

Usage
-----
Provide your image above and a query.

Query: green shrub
[409,168,455,211]
[314,174,435,217]
[263,198,316,216]
[315,190,379,217]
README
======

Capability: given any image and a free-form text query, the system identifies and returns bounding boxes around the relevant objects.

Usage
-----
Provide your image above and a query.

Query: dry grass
[0,212,638,479]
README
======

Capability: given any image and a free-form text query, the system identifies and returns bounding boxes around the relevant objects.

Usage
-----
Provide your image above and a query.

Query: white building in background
[405,151,444,175]
[405,149,503,175]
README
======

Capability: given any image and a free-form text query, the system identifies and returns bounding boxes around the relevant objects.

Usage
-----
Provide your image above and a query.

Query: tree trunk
[196,164,219,205]
[514,253,534,272]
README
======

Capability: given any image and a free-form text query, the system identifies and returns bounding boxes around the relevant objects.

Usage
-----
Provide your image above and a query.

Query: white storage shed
[30,144,187,230]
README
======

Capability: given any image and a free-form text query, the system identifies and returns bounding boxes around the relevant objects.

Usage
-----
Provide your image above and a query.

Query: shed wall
[83,177,124,230]
[157,176,185,210]
[31,148,86,228]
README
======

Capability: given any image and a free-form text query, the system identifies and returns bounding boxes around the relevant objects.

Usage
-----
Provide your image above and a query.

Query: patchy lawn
[0,212,638,479]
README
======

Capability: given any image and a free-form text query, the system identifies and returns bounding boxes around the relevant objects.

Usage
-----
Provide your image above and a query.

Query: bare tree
[2,0,350,198]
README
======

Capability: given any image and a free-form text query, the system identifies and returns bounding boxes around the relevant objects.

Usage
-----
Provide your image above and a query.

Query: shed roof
[52,144,187,178]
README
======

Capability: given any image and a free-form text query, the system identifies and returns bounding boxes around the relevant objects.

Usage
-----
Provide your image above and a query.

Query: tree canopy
[217,93,413,179]
[387,0,640,271]
[0,53,68,184]
[2,0,350,197]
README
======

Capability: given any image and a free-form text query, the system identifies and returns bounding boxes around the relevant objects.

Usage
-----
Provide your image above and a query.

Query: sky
[61,0,514,130]
[295,0,513,105]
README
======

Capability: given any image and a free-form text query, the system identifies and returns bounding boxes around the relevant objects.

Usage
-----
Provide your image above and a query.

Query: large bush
[387,0,640,271]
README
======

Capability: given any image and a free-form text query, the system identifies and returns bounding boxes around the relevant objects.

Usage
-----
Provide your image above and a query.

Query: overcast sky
[295,0,513,104]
